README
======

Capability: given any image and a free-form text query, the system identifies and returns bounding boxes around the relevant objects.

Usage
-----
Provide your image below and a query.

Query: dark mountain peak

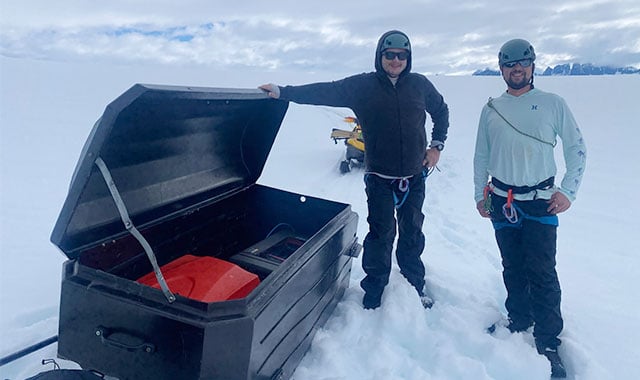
[473,63,640,76]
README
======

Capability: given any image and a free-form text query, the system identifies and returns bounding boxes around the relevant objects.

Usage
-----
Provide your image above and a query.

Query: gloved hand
[258,83,280,99]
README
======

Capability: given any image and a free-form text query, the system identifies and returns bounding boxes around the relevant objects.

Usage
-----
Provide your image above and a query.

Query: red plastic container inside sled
[137,255,260,302]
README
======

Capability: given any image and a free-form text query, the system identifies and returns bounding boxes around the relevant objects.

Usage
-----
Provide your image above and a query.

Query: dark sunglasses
[382,51,410,61]
[503,59,533,68]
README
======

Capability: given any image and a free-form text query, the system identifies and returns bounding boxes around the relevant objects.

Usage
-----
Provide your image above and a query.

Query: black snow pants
[490,195,563,352]
[360,172,426,299]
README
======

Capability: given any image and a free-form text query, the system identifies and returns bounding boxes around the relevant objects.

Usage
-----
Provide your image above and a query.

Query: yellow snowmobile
[330,116,365,173]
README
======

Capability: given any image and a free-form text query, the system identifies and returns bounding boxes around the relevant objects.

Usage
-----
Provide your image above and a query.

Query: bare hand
[258,83,280,99]
[546,191,571,214]
[476,200,491,218]
[424,148,441,168]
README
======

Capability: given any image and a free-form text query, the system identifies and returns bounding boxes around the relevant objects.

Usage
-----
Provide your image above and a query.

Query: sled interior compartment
[229,229,306,279]
[66,183,341,285]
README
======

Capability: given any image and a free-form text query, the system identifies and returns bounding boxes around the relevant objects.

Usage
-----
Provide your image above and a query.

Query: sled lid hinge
[94,157,176,303]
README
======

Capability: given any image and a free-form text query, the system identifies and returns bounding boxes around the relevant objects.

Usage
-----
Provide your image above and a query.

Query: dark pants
[491,195,563,351]
[360,173,426,299]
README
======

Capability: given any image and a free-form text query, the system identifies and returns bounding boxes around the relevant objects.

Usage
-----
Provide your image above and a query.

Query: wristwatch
[430,142,445,151]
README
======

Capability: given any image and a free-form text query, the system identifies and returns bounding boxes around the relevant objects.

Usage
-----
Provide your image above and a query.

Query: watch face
[435,144,444,151]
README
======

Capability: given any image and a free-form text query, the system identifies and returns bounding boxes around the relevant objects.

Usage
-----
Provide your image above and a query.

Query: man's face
[501,59,533,90]
[381,48,409,78]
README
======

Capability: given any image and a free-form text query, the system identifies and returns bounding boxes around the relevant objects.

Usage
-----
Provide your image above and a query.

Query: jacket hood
[374,30,412,75]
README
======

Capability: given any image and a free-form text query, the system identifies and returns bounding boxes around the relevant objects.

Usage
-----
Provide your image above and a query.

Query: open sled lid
[51,84,289,259]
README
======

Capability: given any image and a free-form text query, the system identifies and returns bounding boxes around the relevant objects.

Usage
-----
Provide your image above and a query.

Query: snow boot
[420,294,434,309]
[339,160,351,174]
[362,292,382,310]
[487,317,533,334]
[416,287,434,309]
[542,347,567,378]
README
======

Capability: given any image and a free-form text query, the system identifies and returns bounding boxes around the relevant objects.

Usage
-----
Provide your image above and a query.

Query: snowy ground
[1,57,638,379]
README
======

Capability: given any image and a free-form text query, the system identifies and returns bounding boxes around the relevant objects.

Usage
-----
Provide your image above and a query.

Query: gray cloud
[1,0,638,75]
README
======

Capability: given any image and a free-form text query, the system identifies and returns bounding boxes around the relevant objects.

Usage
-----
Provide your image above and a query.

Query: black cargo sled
[49,84,360,380]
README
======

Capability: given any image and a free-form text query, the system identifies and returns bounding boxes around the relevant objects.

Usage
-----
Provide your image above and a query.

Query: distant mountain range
[473,63,640,76]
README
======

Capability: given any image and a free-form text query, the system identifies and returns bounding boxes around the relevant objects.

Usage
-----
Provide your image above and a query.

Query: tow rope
[487,97,557,147]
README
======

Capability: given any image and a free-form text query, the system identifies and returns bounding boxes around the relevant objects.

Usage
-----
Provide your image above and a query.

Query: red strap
[506,189,513,208]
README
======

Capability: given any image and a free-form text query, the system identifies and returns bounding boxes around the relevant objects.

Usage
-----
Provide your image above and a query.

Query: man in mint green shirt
[474,39,586,379]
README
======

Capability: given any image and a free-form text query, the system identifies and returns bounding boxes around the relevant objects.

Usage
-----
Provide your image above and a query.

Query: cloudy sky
[1,0,639,76]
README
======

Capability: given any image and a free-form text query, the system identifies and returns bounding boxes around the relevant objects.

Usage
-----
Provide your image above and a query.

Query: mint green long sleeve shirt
[473,88,587,203]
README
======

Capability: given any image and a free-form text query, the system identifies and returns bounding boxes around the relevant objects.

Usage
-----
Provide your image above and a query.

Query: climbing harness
[393,166,435,208]
[492,176,555,195]
[492,201,559,230]
[488,180,560,230]
[487,97,557,147]
[485,177,557,226]
[392,177,410,208]
[366,165,435,209]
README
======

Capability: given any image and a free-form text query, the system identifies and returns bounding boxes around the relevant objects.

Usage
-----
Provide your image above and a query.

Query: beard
[506,75,531,90]
[503,63,534,90]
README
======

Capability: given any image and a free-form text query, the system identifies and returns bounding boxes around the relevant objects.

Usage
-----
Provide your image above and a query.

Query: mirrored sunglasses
[503,59,533,68]
[382,51,410,61]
